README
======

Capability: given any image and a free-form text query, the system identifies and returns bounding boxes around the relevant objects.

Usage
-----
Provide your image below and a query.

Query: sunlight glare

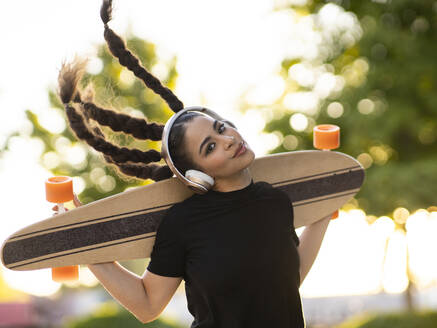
[382,229,408,293]
[301,210,381,297]
[38,109,66,134]
[119,70,135,88]
[72,176,87,195]
[86,57,103,75]
[245,75,285,105]
[313,72,338,98]
[289,113,308,131]
[283,134,299,150]
[326,101,344,119]
[288,63,316,88]
[42,151,61,170]
[406,210,437,288]
[283,92,319,115]
[358,98,375,115]
[393,207,409,224]
[373,216,395,236]
[242,109,266,132]
[3,268,61,297]
[65,145,87,166]
[79,266,99,287]
[259,132,282,152]
[54,136,72,153]
[357,153,373,169]
[8,137,45,160]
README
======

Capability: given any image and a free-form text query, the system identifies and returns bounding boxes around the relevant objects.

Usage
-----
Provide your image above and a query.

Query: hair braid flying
[57,58,173,181]
[100,0,184,113]
[79,98,164,141]
[56,0,195,182]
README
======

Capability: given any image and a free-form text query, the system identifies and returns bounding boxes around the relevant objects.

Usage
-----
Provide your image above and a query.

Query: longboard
[1,150,364,271]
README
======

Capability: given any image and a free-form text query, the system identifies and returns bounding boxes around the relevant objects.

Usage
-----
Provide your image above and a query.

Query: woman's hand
[52,193,82,215]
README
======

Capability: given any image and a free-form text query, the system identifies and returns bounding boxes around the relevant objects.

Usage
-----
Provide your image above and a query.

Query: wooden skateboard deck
[1,150,364,271]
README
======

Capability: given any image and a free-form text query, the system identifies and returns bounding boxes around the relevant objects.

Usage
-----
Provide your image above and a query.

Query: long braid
[65,103,161,164]
[103,154,173,181]
[89,125,173,181]
[56,0,190,182]
[58,59,163,166]
[100,0,184,113]
[78,97,164,141]
[70,82,164,141]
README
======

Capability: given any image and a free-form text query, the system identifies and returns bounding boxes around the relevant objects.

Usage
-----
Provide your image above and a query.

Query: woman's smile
[233,141,247,158]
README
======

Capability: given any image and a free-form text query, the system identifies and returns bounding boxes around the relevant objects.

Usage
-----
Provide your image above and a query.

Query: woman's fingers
[51,193,82,215]
[73,193,83,207]
[52,208,69,216]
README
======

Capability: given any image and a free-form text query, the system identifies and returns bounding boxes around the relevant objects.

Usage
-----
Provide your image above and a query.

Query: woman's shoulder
[164,194,199,219]
[157,200,191,235]
[253,180,278,194]
[254,181,291,203]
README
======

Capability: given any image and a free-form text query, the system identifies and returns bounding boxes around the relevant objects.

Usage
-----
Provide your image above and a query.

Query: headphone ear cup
[185,169,214,190]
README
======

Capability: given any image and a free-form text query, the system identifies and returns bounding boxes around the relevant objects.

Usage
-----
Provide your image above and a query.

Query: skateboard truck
[313,124,340,220]
[45,176,80,282]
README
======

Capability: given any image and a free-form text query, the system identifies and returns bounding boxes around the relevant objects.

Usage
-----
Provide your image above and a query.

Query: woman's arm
[297,214,331,286]
[53,195,181,324]
[87,263,182,323]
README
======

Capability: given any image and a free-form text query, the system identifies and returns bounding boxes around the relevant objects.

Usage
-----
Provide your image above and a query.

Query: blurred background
[0,0,436,327]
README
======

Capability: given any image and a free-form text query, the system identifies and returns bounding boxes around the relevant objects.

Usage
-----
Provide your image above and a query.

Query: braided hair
[57,0,203,182]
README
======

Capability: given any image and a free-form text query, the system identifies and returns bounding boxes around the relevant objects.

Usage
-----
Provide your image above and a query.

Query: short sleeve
[289,202,300,247]
[147,207,185,278]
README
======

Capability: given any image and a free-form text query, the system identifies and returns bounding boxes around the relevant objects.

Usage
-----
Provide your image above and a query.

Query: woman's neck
[212,168,252,192]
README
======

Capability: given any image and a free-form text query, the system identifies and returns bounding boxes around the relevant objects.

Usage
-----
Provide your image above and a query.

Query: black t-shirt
[147,180,304,328]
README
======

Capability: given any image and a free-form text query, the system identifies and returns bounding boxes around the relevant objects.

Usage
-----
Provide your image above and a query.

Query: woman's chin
[237,149,255,169]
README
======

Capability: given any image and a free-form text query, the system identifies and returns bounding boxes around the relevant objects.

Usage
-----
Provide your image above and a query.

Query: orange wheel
[313,125,340,150]
[331,210,339,220]
[46,176,78,282]
[52,266,79,282]
[45,176,74,203]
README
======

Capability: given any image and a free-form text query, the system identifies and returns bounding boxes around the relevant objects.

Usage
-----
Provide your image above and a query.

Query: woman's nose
[223,135,235,148]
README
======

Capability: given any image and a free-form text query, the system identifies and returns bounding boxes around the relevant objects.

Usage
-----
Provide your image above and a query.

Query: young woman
[54,1,332,326]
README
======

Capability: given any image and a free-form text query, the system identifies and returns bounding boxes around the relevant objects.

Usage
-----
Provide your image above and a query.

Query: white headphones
[161,106,236,194]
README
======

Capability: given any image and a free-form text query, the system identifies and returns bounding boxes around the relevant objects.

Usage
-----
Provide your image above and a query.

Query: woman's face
[183,115,255,179]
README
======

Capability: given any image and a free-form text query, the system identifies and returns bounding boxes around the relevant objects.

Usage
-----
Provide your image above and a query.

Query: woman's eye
[206,143,215,154]
[205,123,225,155]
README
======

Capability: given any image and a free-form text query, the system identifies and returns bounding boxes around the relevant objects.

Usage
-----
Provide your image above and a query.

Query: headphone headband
[161,106,227,193]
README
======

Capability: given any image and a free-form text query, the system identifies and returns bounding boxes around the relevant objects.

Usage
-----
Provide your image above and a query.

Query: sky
[1,0,437,304]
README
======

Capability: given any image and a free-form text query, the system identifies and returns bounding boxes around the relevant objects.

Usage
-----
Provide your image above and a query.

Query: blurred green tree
[249,0,436,217]
[30,34,177,205]
[66,301,187,328]
[239,0,437,312]
[0,33,179,276]
[336,309,437,328]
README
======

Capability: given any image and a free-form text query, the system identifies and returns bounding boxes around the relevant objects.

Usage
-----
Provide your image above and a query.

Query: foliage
[65,301,186,328]
[9,35,178,207]
[257,0,437,216]
[336,310,437,328]
[0,34,179,276]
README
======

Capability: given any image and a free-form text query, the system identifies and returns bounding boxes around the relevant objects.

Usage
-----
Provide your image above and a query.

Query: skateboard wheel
[331,210,339,220]
[313,125,340,150]
[46,176,78,282]
[45,176,74,203]
[52,265,79,282]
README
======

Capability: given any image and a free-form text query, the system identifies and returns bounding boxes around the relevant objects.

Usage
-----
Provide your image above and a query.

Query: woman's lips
[233,141,246,158]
